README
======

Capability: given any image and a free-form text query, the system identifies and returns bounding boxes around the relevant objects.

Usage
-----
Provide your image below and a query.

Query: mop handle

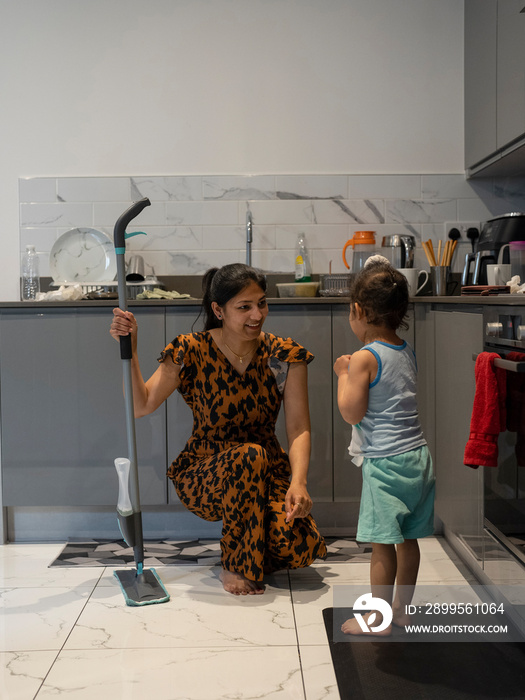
[113,198,151,516]
[113,197,151,359]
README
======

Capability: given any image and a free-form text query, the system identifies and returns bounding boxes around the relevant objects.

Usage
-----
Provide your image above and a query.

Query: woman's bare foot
[341,612,392,636]
[219,569,264,595]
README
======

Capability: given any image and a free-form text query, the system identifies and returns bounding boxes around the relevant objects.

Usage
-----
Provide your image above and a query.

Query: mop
[112,197,170,606]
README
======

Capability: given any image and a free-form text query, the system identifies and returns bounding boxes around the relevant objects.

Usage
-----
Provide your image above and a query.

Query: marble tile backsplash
[19,174,525,279]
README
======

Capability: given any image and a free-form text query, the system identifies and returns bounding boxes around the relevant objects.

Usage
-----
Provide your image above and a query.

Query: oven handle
[472,353,525,372]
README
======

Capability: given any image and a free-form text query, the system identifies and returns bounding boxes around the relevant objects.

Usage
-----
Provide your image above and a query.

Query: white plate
[50,228,117,283]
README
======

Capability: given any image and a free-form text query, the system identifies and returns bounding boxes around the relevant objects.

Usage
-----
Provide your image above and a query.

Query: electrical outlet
[443,222,481,240]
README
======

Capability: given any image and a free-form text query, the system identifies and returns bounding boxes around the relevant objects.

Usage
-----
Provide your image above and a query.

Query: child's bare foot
[341,612,392,636]
[219,569,264,595]
[392,608,412,627]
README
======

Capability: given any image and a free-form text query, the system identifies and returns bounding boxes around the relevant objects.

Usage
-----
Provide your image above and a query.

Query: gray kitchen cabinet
[164,304,333,503]
[165,306,201,505]
[332,305,363,510]
[267,304,333,501]
[464,0,497,169]
[0,307,167,506]
[414,303,436,461]
[465,0,525,175]
[497,0,525,150]
[332,305,415,508]
[433,309,484,542]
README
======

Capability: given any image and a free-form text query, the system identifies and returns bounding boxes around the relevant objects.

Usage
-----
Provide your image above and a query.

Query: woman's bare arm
[283,362,313,521]
[110,308,181,417]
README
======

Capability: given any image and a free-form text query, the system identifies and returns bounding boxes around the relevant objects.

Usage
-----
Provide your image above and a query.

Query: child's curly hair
[349,260,409,331]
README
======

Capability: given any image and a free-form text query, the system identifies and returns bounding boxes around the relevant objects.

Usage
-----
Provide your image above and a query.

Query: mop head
[114,567,170,606]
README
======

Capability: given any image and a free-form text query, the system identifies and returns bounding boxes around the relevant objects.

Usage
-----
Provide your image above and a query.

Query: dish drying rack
[52,279,162,299]
[319,273,352,297]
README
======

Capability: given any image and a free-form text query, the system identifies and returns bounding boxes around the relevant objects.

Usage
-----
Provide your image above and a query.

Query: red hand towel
[464,352,507,469]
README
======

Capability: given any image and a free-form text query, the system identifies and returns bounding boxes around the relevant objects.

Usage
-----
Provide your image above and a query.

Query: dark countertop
[2,294,525,308]
[6,273,525,307]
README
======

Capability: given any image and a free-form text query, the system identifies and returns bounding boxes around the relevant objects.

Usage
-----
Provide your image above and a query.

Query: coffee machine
[462,213,525,286]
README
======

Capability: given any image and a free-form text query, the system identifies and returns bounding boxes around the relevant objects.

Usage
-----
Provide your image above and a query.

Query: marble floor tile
[98,564,291,594]
[292,584,336,646]
[0,543,104,589]
[291,566,473,647]
[418,536,451,554]
[97,563,221,588]
[0,535,501,700]
[290,562,371,586]
[0,544,64,561]
[0,588,91,652]
[417,556,471,583]
[0,651,57,700]
[300,645,339,700]
[65,582,296,650]
[37,646,306,699]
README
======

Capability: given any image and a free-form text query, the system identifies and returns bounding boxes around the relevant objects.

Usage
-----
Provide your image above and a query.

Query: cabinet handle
[472,353,525,372]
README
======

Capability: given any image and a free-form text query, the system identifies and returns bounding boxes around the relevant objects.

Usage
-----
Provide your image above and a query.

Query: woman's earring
[218,315,222,320]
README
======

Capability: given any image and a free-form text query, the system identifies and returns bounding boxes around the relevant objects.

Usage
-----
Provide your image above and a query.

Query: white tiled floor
[0,537,474,699]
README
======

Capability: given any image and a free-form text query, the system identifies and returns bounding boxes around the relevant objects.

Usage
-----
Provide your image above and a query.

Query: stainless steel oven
[482,305,525,565]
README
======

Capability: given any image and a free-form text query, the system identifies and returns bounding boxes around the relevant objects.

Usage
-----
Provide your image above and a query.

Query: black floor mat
[49,537,371,567]
[323,608,525,700]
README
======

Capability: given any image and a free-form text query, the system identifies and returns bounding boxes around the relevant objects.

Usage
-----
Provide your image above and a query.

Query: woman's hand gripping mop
[112,198,170,606]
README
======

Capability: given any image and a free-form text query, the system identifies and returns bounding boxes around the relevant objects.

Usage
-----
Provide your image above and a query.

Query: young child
[334,257,435,635]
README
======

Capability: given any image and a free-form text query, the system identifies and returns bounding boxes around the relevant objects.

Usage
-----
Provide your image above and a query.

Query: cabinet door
[332,305,415,504]
[497,0,525,148]
[267,305,332,501]
[332,306,364,506]
[165,306,201,505]
[0,307,167,506]
[414,304,436,460]
[433,310,483,541]
[464,0,498,168]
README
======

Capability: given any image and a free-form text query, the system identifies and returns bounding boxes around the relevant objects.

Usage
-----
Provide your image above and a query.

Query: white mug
[397,268,429,296]
[498,244,509,265]
[486,264,512,286]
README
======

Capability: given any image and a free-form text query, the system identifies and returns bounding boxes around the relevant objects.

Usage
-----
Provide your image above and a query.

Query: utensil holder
[431,266,450,296]
[126,255,145,281]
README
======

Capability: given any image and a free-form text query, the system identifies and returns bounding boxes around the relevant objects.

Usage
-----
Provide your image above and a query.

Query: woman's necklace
[221,330,257,364]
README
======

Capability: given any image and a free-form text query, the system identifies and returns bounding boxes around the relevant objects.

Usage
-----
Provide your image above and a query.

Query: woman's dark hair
[200,263,267,331]
[349,261,409,331]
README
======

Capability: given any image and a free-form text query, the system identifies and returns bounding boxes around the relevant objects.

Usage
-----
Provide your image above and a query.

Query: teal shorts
[356,445,435,545]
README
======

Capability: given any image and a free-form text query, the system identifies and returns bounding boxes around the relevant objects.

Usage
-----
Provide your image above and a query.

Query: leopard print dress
[159,330,327,583]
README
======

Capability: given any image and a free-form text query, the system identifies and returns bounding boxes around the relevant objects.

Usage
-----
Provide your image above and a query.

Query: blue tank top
[349,340,426,462]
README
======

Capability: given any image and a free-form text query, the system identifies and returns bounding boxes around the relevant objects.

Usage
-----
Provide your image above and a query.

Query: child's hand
[334,354,352,377]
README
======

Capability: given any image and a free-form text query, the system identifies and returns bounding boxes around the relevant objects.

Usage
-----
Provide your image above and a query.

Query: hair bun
[364,254,391,267]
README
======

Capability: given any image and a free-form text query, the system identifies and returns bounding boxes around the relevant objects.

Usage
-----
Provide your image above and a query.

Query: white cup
[498,244,509,265]
[397,268,429,296]
[486,263,512,286]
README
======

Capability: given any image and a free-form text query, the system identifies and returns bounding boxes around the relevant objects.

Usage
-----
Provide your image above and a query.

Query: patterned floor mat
[49,537,371,567]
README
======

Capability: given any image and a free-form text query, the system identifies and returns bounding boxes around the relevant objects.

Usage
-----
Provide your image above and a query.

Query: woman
[110,263,326,595]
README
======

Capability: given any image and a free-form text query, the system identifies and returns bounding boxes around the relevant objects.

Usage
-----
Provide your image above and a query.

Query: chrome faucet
[246,209,253,266]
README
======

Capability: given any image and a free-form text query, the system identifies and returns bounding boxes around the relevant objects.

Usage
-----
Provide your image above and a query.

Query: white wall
[0,0,464,299]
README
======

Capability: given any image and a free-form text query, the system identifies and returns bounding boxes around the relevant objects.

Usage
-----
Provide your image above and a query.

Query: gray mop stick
[112,198,170,606]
